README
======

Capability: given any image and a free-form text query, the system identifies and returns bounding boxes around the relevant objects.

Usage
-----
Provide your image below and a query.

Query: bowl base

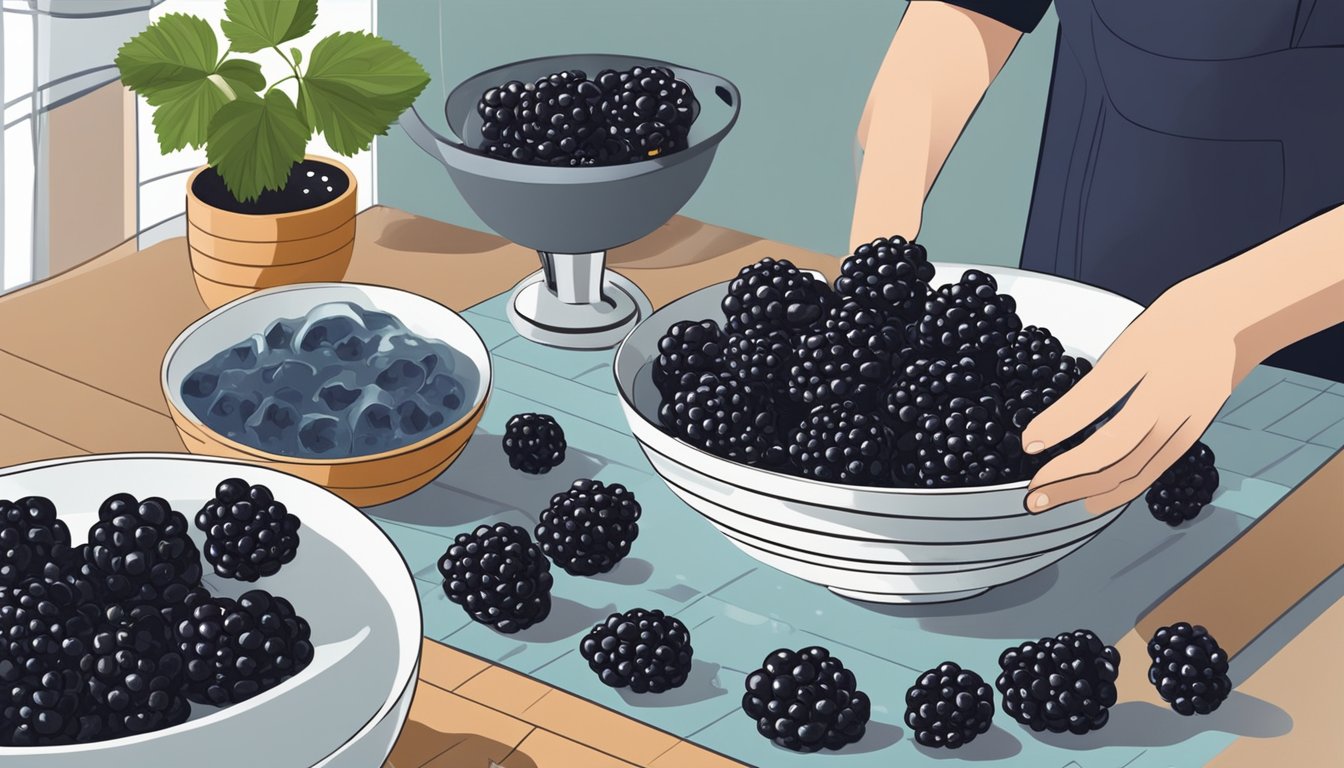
[828,586,990,605]
[507,265,652,350]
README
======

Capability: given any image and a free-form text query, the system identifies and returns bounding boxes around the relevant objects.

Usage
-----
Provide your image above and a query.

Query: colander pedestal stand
[506,250,653,350]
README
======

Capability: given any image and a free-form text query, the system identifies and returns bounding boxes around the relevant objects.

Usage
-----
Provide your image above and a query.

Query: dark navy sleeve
[917,0,1054,33]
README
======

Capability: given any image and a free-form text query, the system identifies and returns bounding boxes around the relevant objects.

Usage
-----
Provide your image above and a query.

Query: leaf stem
[271,45,305,105]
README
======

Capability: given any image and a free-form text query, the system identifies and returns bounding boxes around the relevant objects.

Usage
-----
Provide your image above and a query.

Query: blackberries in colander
[659,372,781,467]
[652,319,723,397]
[596,65,697,157]
[912,270,1023,361]
[1146,441,1219,526]
[81,493,202,611]
[724,326,794,390]
[535,479,641,576]
[579,608,692,693]
[787,301,902,409]
[81,603,189,737]
[721,258,834,334]
[502,413,568,475]
[1147,622,1232,716]
[0,495,71,587]
[742,646,870,753]
[195,479,301,582]
[478,72,607,166]
[437,523,553,633]
[904,661,994,749]
[835,236,936,324]
[788,401,895,486]
[995,629,1120,734]
[175,588,314,707]
[913,395,1024,488]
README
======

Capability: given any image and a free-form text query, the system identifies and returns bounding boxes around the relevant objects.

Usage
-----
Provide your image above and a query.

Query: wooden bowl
[162,283,491,507]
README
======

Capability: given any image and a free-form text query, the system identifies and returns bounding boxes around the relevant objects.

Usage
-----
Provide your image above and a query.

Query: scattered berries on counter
[652,319,724,397]
[742,646,871,753]
[175,588,313,707]
[535,479,641,576]
[788,401,895,486]
[786,301,902,409]
[659,372,782,467]
[913,395,1024,488]
[0,495,71,587]
[1147,622,1232,716]
[1146,441,1219,526]
[502,413,568,475]
[996,629,1120,734]
[579,608,693,693]
[81,493,202,611]
[911,270,1023,362]
[904,661,995,749]
[437,523,553,633]
[195,479,301,582]
[835,236,936,324]
[82,603,189,737]
[721,258,834,335]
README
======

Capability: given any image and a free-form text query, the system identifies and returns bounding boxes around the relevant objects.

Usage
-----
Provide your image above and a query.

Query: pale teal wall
[375,1,1059,266]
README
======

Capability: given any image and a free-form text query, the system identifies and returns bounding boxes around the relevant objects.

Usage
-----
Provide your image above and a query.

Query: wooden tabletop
[0,205,1339,766]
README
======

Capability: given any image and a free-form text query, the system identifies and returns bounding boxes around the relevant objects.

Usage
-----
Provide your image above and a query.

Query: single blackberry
[912,395,1024,488]
[912,270,1023,362]
[195,479,301,582]
[478,72,607,165]
[0,495,71,587]
[723,325,794,390]
[535,479,641,576]
[1147,622,1232,716]
[721,258,834,335]
[835,236,936,324]
[579,608,692,693]
[995,326,1091,390]
[996,629,1120,734]
[659,372,782,466]
[81,493,202,611]
[904,661,994,749]
[742,646,870,753]
[787,301,902,409]
[175,588,314,706]
[652,319,723,396]
[437,523,553,633]
[595,66,697,157]
[502,413,568,474]
[788,401,895,486]
[885,355,986,426]
[1146,442,1219,526]
[82,603,189,737]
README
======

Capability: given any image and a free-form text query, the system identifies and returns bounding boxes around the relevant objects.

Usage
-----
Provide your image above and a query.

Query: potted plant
[116,0,429,308]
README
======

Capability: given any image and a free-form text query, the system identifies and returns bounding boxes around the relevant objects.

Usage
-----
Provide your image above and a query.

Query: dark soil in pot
[192,159,351,215]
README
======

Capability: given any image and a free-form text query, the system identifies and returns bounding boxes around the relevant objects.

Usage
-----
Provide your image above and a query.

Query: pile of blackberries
[0,480,310,747]
[476,65,698,167]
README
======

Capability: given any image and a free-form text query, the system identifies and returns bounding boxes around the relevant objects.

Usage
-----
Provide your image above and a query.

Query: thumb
[1021,359,1139,454]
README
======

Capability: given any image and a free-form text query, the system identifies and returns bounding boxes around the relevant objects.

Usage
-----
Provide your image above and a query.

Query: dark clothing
[920,0,1054,32]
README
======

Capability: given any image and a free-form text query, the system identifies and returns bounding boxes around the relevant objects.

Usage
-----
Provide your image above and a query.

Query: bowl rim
[613,260,1144,498]
[162,281,493,466]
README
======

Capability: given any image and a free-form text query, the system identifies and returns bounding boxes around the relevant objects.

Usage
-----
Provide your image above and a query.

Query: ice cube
[421,373,466,415]
[333,333,376,362]
[264,319,296,350]
[295,302,370,353]
[297,414,349,456]
[351,401,396,454]
[244,397,301,454]
[395,399,433,436]
[205,392,260,439]
[374,357,427,398]
[219,335,264,371]
[261,359,319,393]
[361,310,398,332]
[182,369,219,401]
[318,382,362,412]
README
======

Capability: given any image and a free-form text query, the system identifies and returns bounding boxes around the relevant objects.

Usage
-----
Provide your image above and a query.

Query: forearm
[851,3,1021,250]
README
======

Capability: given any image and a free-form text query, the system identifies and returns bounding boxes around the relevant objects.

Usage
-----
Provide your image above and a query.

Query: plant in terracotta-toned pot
[116,0,429,308]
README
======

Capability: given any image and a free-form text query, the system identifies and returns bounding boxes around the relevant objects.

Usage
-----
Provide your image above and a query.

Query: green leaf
[301,31,429,155]
[148,61,264,153]
[220,0,318,53]
[291,47,303,68]
[115,13,220,105]
[207,89,311,202]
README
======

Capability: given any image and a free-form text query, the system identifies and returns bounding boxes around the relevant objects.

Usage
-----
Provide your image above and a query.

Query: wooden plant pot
[186,155,357,309]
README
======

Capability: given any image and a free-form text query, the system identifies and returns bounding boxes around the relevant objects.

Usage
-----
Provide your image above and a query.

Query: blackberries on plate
[176,588,314,707]
[1146,441,1220,526]
[81,494,202,611]
[0,495,71,587]
[82,603,189,736]
[905,661,994,749]
[996,629,1120,734]
[535,479,641,576]
[438,523,553,633]
[721,258,834,335]
[788,401,894,486]
[659,372,780,467]
[195,479,301,582]
[502,413,568,474]
[579,608,692,693]
[742,646,870,753]
[1147,622,1232,716]
[835,236,935,325]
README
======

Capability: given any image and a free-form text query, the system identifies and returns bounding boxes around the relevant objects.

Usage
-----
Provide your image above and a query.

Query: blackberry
[502,413,568,475]
[904,662,994,749]
[81,493,202,611]
[835,236,936,324]
[787,301,902,409]
[652,319,723,397]
[912,270,1023,362]
[595,65,697,158]
[195,479,301,582]
[535,479,641,576]
[721,258,834,335]
[175,588,314,706]
[1146,622,1232,716]
[659,372,782,466]
[1146,442,1219,526]
[724,325,794,390]
[82,603,189,737]
[996,629,1120,734]
[885,355,986,427]
[579,608,692,693]
[437,523,553,633]
[0,495,71,587]
[913,395,1024,488]
[995,326,1091,391]
[478,72,607,165]
[788,401,895,486]
[742,646,870,753]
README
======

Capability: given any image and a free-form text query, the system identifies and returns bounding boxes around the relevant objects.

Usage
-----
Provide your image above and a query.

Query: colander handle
[399,104,460,169]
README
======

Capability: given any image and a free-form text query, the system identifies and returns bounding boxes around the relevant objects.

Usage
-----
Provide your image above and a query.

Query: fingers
[1021,358,1139,456]
[1027,412,1183,513]
[1081,420,1207,515]
[1027,395,1160,493]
